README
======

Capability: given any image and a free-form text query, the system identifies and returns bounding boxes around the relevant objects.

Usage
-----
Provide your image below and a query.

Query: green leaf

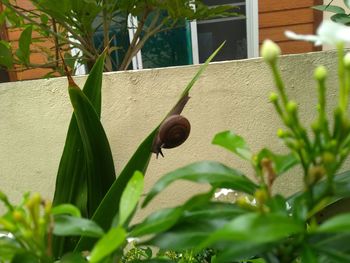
[312,5,346,14]
[0,236,21,261]
[52,204,81,217]
[257,149,299,176]
[52,52,112,258]
[74,43,225,252]
[59,253,87,263]
[68,82,116,216]
[131,207,184,237]
[11,252,37,263]
[301,245,318,263]
[142,161,257,207]
[53,215,104,238]
[198,213,303,250]
[40,14,49,25]
[53,52,106,216]
[89,227,126,263]
[331,13,350,25]
[118,171,144,226]
[344,0,350,9]
[318,213,350,233]
[212,131,252,161]
[0,41,13,68]
[15,25,32,65]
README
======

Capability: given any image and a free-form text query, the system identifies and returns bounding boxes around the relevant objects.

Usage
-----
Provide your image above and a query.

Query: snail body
[152,114,191,158]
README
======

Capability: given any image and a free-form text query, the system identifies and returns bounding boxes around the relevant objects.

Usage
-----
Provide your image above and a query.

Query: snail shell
[152,114,191,157]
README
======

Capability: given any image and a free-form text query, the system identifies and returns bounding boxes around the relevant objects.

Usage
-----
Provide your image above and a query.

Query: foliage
[313,0,350,25]
[0,0,236,75]
[3,19,350,263]
[126,37,350,262]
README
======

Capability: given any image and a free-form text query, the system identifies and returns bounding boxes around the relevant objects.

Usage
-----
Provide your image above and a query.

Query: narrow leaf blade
[142,161,257,207]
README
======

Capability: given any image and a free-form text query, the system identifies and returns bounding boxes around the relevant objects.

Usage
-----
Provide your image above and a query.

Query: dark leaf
[312,5,345,14]
[0,41,13,68]
[53,215,104,238]
[143,161,257,207]
[331,13,350,25]
[15,26,32,65]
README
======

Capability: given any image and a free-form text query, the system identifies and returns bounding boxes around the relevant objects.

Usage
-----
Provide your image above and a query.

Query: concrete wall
[0,50,344,220]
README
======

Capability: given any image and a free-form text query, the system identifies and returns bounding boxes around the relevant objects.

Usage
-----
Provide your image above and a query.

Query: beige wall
[0,50,345,220]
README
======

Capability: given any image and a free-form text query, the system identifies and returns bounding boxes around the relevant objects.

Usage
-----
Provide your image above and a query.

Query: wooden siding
[1,0,55,81]
[258,0,323,55]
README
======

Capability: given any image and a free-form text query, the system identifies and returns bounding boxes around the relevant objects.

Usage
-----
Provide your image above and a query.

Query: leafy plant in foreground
[127,25,350,262]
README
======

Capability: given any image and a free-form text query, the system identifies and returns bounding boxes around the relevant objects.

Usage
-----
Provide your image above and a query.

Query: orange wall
[3,0,55,81]
[258,0,323,54]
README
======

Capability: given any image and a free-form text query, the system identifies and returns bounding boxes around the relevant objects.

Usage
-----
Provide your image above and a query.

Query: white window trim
[246,0,259,58]
[190,0,259,63]
[128,14,143,70]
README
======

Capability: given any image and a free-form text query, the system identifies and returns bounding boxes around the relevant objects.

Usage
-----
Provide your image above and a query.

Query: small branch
[118,9,151,70]
[52,18,60,68]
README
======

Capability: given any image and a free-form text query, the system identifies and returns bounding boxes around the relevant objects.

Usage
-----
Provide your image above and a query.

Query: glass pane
[141,13,192,69]
[93,12,132,70]
[197,18,247,62]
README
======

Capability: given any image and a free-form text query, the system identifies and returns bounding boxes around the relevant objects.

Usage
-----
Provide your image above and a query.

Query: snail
[152,94,191,158]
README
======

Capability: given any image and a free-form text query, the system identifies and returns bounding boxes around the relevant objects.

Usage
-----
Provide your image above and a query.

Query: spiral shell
[152,114,191,157]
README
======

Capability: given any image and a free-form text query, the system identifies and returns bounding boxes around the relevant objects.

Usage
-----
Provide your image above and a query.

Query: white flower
[127,237,140,243]
[261,39,281,63]
[285,20,350,46]
[214,188,234,198]
[0,232,13,238]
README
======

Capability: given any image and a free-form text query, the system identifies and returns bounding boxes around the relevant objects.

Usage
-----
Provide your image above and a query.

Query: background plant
[0,0,235,76]
[313,0,350,25]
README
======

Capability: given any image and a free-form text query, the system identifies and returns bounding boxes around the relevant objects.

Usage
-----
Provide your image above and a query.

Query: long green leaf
[53,215,104,238]
[68,82,115,216]
[89,227,126,263]
[118,171,144,226]
[197,213,303,251]
[53,52,106,214]
[317,213,350,233]
[142,161,257,207]
[52,53,111,257]
[74,43,225,252]
[15,25,32,65]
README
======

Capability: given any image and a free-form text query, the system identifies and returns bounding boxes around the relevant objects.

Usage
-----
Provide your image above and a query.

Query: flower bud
[314,66,327,81]
[307,165,326,186]
[254,189,268,205]
[311,121,321,132]
[269,92,278,103]
[277,128,285,138]
[13,210,24,222]
[344,53,350,68]
[261,40,281,64]
[286,100,298,114]
[322,151,335,164]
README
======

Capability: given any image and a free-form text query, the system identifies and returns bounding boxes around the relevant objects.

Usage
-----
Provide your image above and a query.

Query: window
[91,0,259,71]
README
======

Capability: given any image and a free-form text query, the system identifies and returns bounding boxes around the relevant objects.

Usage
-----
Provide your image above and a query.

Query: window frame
[190,0,259,64]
